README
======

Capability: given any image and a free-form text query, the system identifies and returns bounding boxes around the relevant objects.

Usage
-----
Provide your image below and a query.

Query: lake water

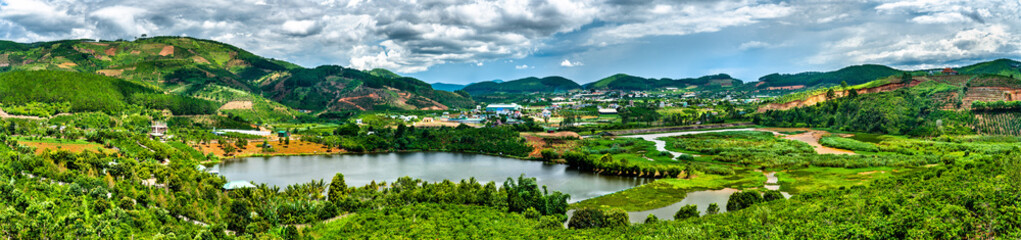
[624,171,792,223]
[212,152,652,202]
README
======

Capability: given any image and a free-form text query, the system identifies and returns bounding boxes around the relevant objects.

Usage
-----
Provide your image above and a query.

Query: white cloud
[515,64,531,69]
[739,41,770,50]
[588,1,794,45]
[280,20,321,37]
[1,0,1019,75]
[560,59,582,67]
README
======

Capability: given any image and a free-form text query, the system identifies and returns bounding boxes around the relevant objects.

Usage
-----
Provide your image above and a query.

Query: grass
[774,166,909,195]
[570,167,764,211]
[15,136,115,154]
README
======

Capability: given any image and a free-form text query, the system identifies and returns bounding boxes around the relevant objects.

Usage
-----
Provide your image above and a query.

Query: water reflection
[213,152,651,202]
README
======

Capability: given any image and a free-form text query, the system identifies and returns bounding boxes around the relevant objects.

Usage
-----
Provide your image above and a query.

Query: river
[618,128,758,157]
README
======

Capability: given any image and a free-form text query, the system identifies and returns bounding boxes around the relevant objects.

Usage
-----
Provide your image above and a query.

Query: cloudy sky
[1,0,1019,84]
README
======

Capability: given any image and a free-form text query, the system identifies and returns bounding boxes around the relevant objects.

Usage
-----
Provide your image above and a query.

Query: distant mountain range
[0,37,473,119]
[462,76,582,95]
[0,36,1016,116]
[430,83,466,92]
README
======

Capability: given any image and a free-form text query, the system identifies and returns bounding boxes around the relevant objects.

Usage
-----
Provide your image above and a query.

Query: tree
[841,81,848,88]
[227,201,251,235]
[540,149,557,162]
[763,190,784,202]
[644,214,660,224]
[334,123,360,136]
[706,203,720,214]
[328,173,348,205]
[727,190,763,212]
[674,204,699,220]
[568,207,628,229]
[825,89,836,100]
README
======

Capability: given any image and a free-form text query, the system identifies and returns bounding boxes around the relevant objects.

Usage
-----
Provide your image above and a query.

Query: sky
[1,0,1020,85]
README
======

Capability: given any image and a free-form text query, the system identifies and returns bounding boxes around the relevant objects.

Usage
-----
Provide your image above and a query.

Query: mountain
[949,58,1021,77]
[431,82,467,92]
[756,65,903,90]
[462,76,582,95]
[0,70,218,116]
[583,73,741,90]
[0,37,473,116]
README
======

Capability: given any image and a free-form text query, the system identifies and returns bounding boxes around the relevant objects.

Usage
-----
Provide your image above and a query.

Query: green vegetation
[584,73,739,91]
[462,76,581,95]
[819,136,879,152]
[757,64,902,89]
[0,71,150,114]
[757,85,973,136]
[572,172,764,211]
[775,167,903,194]
[568,207,629,229]
[302,124,533,157]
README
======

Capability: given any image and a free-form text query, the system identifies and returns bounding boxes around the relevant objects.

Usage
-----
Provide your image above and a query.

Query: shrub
[673,204,699,220]
[763,190,785,202]
[727,190,763,212]
[706,203,720,214]
[819,136,879,152]
[568,207,629,229]
[644,214,660,224]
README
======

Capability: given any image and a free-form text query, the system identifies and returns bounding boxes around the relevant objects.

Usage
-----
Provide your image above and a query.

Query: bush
[706,203,720,215]
[763,190,785,202]
[536,215,565,229]
[673,204,699,220]
[644,214,659,224]
[568,207,629,229]
[676,154,695,161]
[819,136,879,152]
[727,190,763,212]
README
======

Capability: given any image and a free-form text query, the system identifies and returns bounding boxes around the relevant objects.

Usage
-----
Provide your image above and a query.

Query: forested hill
[430,83,467,92]
[0,70,218,116]
[941,58,1021,77]
[756,65,903,90]
[583,73,741,91]
[462,76,582,95]
[0,37,473,112]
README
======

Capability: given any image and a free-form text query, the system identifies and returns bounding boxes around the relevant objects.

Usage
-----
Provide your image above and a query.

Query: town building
[485,103,522,114]
[150,121,168,137]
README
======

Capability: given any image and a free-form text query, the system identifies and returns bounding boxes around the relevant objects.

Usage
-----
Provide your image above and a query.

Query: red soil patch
[219,101,254,110]
[194,139,333,157]
[520,132,580,159]
[783,131,856,155]
[96,69,124,77]
[159,46,174,56]
[58,62,77,69]
[19,141,116,155]
[192,56,210,64]
[765,85,805,90]
[758,79,924,112]
[105,47,117,56]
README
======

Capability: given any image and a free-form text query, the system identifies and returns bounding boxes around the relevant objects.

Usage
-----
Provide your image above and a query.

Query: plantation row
[975,112,1021,136]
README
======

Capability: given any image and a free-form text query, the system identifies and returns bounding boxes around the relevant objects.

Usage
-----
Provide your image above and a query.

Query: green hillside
[952,58,1021,77]
[0,70,216,116]
[757,64,903,89]
[583,73,740,90]
[0,37,473,112]
[431,82,467,92]
[463,76,581,95]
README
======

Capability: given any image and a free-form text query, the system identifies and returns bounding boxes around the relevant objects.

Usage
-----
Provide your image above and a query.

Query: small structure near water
[223,181,256,190]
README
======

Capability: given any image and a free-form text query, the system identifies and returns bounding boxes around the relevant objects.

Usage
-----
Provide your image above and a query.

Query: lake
[213,152,652,202]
